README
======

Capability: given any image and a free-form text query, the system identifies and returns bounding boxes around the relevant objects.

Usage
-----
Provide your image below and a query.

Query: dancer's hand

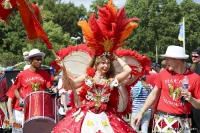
[55,57,65,69]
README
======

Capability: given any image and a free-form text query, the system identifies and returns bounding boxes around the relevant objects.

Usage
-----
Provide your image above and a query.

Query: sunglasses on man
[33,58,43,61]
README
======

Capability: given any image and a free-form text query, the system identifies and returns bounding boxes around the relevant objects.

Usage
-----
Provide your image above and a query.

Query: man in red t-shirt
[14,49,53,102]
[133,45,200,132]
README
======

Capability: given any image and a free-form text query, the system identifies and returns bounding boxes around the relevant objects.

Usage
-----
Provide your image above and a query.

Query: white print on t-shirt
[163,96,183,107]
[164,78,188,85]
[168,84,182,101]
[25,76,45,83]
[164,78,190,101]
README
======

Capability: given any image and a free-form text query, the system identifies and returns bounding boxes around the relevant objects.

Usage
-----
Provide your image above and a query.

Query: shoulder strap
[0,73,5,82]
[132,81,142,99]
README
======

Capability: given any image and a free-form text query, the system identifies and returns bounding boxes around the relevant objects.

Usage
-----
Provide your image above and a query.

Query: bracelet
[141,108,146,115]
[10,116,14,120]
[114,55,118,60]
[64,106,68,111]
[122,63,128,68]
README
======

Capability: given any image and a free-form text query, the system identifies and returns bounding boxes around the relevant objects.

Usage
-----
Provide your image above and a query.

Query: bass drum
[23,91,57,133]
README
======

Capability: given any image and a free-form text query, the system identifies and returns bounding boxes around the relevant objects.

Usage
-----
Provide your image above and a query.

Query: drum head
[23,117,56,133]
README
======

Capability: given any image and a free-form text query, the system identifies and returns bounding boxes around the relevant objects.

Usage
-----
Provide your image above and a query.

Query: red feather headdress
[78,0,139,56]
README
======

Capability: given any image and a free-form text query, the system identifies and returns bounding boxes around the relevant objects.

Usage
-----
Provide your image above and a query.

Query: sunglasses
[192,56,199,58]
[33,58,42,61]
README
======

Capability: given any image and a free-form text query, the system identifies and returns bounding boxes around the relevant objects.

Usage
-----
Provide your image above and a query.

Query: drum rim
[23,116,56,125]
[24,91,50,101]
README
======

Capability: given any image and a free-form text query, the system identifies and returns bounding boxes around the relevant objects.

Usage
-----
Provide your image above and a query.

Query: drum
[23,91,57,133]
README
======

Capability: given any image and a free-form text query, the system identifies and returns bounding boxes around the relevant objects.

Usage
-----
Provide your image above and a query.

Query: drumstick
[4,120,22,128]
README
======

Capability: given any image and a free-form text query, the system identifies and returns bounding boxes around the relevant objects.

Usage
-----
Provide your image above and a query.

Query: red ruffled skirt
[52,108,137,133]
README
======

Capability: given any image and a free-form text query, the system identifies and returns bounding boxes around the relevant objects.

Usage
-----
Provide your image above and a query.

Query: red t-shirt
[6,85,22,111]
[155,69,200,114]
[14,69,52,99]
[146,72,158,87]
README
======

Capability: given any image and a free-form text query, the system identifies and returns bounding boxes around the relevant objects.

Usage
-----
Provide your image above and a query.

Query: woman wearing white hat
[133,45,200,133]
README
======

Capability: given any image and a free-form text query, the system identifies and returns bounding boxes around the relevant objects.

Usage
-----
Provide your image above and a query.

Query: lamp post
[71,36,81,45]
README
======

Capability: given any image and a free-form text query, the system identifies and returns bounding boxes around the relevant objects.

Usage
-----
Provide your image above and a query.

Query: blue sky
[62,0,200,10]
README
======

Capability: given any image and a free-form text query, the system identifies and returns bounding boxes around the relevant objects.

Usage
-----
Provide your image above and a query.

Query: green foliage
[180,0,200,56]
[125,0,183,63]
[87,0,109,17]
[43,0,87,38]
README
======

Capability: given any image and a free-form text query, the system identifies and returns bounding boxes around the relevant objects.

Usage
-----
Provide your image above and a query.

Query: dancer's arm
[115,56,132,83]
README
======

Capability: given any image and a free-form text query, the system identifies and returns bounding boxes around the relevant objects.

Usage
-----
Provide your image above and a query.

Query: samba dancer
[133,45,200,133]
[53,47,138,133]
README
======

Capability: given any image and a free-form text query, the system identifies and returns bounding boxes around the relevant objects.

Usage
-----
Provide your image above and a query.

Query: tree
[180,0,200,58]
[125,0,182,63]
[0,13,27,66]
[43,0,87,38]
[88,0,109,17]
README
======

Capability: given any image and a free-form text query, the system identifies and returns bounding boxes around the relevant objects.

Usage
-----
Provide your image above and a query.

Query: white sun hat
[160,45,189,59]
[25,49,45,60]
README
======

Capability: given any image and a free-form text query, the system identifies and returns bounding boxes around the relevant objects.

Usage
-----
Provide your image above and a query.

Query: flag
[16,0,53,49]
[178,23,183,41]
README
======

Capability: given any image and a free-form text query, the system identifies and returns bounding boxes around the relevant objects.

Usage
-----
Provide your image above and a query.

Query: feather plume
[78,0,139,55]
[78,20,93,41]
[119,22,138,42]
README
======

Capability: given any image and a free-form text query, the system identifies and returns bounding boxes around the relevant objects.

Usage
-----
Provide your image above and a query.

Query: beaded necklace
[93,72,107,84]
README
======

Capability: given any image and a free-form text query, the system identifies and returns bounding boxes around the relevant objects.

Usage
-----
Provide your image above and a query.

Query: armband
[62,77,68,81]
[114,55,119,60]
[141,108,146,115]
[122,64,128,68]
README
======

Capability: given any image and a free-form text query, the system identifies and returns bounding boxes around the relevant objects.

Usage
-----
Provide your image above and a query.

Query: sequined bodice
[84,76,118,113]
